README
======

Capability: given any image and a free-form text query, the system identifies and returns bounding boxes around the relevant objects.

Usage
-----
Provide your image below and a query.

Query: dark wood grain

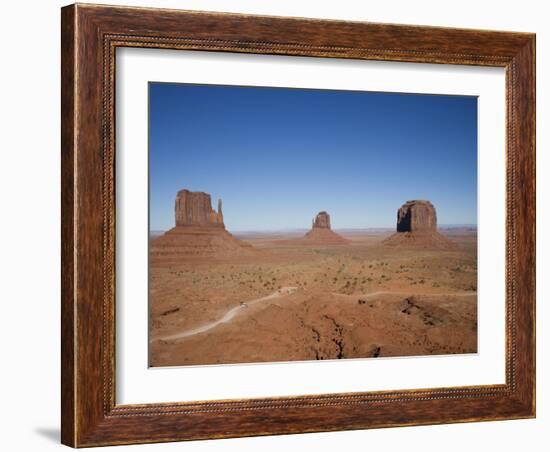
[60,5,76,447]
[61,3,536,447]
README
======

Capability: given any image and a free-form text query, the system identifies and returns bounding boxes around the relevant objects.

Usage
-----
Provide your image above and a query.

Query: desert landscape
[149,190,477,367]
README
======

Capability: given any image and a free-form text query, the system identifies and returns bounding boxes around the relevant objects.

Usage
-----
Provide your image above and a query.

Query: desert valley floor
[149,229,477,367]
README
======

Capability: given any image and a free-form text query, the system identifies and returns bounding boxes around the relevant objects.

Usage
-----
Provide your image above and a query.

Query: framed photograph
[61,3,535,447]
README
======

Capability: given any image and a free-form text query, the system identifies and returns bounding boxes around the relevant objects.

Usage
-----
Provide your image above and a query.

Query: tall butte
[303,211,350,245]
[383,200,454,249]
[150,189,253,263]
[174,190,225,228]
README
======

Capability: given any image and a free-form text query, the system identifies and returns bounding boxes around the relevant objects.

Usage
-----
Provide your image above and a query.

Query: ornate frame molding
[62,4,535,447]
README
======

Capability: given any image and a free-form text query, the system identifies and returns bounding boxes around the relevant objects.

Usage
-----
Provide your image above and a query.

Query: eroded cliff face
[175,190,224,228]
[304,211,349,245]
[151,189,255,262]
[312,211,331,229]
[396,200,437,233]
[384,200,454,250]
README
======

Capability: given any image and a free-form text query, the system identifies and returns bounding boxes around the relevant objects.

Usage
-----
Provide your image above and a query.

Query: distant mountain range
[150,225,476,239]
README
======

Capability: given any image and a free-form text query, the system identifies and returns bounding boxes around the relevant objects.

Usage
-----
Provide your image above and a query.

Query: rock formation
[383,200,454,249]
[175,190,224,228]
[303,211,350,245]
[312,211,331,229]
[150,189,254,263]
[396,200,436,233]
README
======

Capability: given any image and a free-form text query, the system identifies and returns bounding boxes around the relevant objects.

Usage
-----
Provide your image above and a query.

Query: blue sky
[149,83,477,231]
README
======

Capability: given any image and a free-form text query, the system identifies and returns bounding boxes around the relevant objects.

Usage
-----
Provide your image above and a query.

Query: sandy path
[154,286,298,342]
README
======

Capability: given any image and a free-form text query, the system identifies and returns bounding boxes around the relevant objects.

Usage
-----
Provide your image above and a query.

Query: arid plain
[149,192,477,367]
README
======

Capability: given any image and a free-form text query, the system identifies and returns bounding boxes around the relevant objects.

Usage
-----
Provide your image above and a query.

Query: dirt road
[154,286,298,342]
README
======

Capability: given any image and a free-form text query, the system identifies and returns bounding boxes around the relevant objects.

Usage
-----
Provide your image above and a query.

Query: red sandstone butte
[384,200,454,249]
[303,211,350,245]
[175,190,224,228]
[150,189,253,262]
[397,200,437,232]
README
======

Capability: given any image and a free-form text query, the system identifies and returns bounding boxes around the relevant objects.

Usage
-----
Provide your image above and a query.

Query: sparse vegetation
[150,229,478,367]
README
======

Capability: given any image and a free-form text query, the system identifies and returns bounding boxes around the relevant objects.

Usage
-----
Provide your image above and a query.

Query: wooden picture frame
[61,3,535,447]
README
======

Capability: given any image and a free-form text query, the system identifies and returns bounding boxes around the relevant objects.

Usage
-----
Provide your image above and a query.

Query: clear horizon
[150,224,478,233]
[149,83,477,231]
